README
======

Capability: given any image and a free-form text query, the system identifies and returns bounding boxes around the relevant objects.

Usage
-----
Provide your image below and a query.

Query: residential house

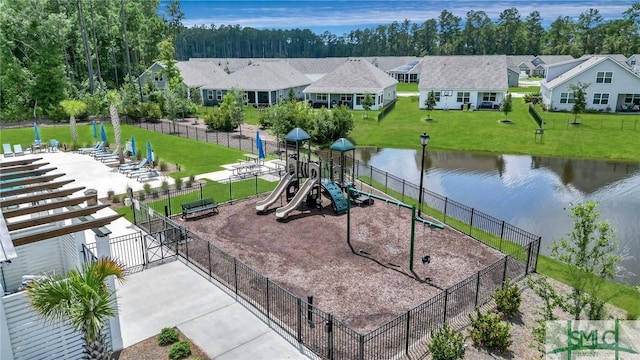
[626,54,640,75]
[388,59,422,83]
[302,58,398,110]
[507,55,535,77]
[285,58,348,82]
[201,60,311,106]
[540,55,640,112]
[530,55,575,77]
[418,55,509,110]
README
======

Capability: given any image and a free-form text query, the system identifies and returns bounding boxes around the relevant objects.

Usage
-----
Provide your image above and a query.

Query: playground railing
[130,200,537,360]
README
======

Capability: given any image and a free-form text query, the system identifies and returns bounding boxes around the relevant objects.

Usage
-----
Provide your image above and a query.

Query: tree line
[175,4,640,60]
[1,0,182,121]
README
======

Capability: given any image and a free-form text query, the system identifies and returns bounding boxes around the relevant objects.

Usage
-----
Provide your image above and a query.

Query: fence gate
[144,226,185,266]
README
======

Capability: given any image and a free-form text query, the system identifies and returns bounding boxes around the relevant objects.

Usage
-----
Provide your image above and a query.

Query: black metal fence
[354,159,541,274]
[129,200,536,360]
[529,104,543,128]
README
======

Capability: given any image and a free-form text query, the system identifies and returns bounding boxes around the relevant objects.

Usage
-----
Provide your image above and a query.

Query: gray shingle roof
[303,58,397,94]
[418,55,508,90]
[176,61,228,88]
[203,60,310,91]
[543,55,640,88]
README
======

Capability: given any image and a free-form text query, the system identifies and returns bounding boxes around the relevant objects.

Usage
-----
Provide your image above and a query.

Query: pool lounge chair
[13,144,24,156]
[126,167,153,178]
[3,144,14,157]
[118,158,147,173]
[79,141,103,154]
[94,148,119,160]
[137,170,160,182]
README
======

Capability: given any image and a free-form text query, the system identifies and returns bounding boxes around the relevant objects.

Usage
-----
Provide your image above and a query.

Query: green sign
[546,320,640,359]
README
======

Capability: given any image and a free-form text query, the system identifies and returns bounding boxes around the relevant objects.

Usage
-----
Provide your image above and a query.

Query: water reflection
[355,148,640,284]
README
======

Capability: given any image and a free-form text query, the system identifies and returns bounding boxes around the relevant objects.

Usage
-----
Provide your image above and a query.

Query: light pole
[418,133,430,218]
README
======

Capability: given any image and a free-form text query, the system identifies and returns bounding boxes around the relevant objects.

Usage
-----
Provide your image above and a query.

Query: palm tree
[26,258,126,360]
[60,99,88,148]
[107,90,124,164]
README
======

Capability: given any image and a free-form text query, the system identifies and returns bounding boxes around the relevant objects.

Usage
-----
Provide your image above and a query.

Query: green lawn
[351,97,640,161]
[509,86,540,93]
[396,82,419,92]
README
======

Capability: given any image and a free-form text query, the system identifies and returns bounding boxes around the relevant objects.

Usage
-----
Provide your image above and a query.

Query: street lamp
[418,133,430,218]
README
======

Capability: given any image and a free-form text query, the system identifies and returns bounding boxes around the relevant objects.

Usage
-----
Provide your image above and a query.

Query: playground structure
[256,128,352,219]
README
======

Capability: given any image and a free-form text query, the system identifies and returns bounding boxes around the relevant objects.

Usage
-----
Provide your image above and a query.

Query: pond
[353,148,640,285]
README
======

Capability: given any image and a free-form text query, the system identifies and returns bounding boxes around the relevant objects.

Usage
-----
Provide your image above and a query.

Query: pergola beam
[10,214,123,246]
[0,187,86,207]
[1,195,95,218]
[0,179,75,197]
[7,204,111,231]
[0,162,49,173]
[0,157,43,168]
[0,167,56,181]
[0,173,65,189]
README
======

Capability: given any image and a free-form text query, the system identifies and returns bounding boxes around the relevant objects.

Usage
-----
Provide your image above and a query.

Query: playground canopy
[330,138,355,152]
[285,127,311,142]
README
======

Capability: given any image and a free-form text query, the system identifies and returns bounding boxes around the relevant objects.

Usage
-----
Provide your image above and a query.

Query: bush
[143,183,152,195]
[493,279,522,317]
[468,308,512,352]
[157,327,179,346]
[112,194,121,203]
[186,175,195,188]
[159,161,169,172]
[161,180,170,193]
[168,341,191,359]
[107,190,115,199]
[174,177,183,190]
[428,324,465,360]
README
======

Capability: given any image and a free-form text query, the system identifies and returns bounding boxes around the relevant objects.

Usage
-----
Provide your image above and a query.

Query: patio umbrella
[33,122,41,143]
[256,131,265,160]
[92,120,97,139]
[130,135,136,156]
[100,124,107,142]
[147,141,153,164]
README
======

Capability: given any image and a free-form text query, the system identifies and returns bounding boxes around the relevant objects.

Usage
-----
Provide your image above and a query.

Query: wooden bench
[181,198,219,220]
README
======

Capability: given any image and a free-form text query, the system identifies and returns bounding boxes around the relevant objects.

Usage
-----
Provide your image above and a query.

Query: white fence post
[94,231,124,352]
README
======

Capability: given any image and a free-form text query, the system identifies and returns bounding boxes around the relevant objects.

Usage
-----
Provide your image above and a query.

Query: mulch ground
[184,183,504,333]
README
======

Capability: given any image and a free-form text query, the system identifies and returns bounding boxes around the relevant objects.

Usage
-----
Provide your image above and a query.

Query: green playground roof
[284,127,311,142]
[330,138,355,152]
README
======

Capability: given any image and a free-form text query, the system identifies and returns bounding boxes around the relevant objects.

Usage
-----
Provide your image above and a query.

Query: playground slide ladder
[256,173,294,212]
[320,179,348,214]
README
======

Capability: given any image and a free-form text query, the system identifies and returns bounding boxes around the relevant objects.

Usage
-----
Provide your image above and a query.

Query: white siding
[0,237,67,292]
[3,292,85,360]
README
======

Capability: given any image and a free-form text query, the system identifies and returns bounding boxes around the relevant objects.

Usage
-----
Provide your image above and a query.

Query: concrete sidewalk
[116,260,317,360]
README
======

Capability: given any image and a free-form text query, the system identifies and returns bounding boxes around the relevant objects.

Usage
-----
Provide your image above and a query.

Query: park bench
[181,198,219,220]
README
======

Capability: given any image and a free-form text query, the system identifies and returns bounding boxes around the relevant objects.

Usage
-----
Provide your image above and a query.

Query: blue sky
[160,0,635,35]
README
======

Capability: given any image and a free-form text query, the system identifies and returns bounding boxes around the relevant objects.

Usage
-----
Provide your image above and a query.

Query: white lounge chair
[3,144,13,157]
[13,144,24,156]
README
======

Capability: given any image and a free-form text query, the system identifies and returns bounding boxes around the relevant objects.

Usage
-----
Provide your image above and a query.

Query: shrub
[186,175,195,188]
[493,279,522,317]
[468,308,512,352]
[161,180,170,192]
[159,161,169,172]
[174,177,183,190]
[168,341,191,359]
[428,324,465,360]
[112,194,121,203]
[143,183,152,195]
[107,190,115,199]
[157,327,179,346]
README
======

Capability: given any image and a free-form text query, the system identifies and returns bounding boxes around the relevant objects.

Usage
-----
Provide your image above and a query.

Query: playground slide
[275,176,319,219]
[256,173,294,212]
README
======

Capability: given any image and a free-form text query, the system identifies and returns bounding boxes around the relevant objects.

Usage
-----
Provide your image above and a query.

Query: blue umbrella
[147,141,153,164]
[92,121,97,139]
[100,124,107,142]
[33,122,41,143]
[130,135,136,156]
[256,131,265,160]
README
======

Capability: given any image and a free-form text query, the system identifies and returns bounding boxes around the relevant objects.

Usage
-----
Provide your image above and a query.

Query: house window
[433,91,441,102]
[482,93,497,101]
[456,92,470,103]
[596,71,613,83]
[624,94,640,104]
[316,94,327,101]
[207,90,214,100]
[340,94,352,102]
[560,92,574,104]
[154,73,163,82]
[593,93,609,105]
[216,90,222,101]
